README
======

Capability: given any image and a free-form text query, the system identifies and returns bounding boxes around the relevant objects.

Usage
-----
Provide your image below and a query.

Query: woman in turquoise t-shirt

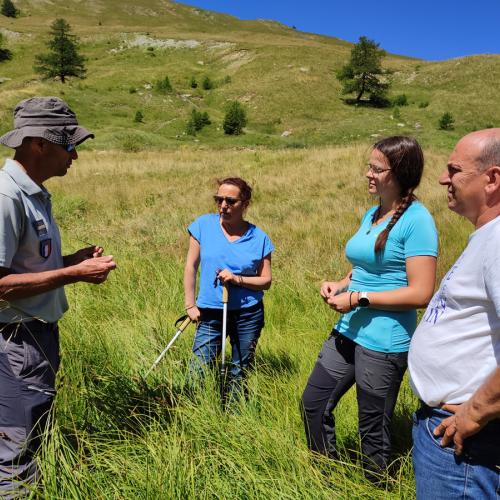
[301,136,438,480]
[184,177,274,400]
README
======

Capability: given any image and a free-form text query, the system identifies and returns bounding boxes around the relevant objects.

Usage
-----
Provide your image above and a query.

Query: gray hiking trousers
[0,321,59,498]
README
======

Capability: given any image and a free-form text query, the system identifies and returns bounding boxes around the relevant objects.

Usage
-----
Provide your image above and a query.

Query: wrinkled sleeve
[262,233,274,258]
[0,194,22,268]
[403,207,438,258]
[187,216,202,244]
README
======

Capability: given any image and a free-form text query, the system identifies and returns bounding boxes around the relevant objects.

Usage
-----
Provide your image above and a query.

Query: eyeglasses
[43,138,76,152]
[213,195,241,206]
[367,164,391,175]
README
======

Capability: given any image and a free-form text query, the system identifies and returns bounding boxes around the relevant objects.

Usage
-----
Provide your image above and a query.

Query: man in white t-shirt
[409,128,500,498]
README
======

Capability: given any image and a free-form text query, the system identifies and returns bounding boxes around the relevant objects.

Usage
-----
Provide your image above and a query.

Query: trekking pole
[220,283,229,409]
[145,315,192,377]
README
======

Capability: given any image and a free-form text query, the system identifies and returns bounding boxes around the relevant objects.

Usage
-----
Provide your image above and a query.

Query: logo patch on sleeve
[40,239,52,259]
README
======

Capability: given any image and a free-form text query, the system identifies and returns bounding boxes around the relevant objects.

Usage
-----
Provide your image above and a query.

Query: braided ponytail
[374,190,415,253]
[371,136,425,254]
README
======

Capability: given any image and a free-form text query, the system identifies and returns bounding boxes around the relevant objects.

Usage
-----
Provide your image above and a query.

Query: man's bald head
[457,128,500,171]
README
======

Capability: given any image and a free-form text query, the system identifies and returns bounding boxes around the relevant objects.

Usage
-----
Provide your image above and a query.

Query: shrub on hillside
[1,0,18,18]
[134,110,144,123]
[0,33,12,62]
[393,94,408,106]
[202,76,213,90]
[418,100,429,108]
[190,76,198,89]
[155,76,172,93]
[223,101,247,135]
[438,112,455,130]
[120,133,146,152]
[186,109,211,135]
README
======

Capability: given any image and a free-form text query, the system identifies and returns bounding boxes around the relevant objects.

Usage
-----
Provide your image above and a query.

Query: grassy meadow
[0,144,469,499]
[0,0,494,497]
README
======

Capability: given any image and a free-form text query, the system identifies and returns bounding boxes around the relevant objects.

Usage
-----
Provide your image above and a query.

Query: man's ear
[28,137,45,154]
[484,165,500,196]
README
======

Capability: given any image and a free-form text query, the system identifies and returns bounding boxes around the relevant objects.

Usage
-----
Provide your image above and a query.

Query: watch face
[359,294,370,307]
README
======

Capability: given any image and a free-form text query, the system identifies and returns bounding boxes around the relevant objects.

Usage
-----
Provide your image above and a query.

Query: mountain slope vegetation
[0,1,498,151]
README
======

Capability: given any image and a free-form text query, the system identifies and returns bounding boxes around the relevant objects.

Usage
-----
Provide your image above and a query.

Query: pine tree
[336,36,389,105]
[223,101,247,135]
[1,0,18,18]
[34,19,86,83]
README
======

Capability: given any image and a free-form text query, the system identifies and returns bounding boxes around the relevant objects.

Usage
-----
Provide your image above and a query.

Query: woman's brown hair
[372,136,424,252]
[217,177,252,202]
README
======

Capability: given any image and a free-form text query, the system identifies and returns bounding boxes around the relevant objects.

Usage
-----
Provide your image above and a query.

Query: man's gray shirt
[0,159,68,323]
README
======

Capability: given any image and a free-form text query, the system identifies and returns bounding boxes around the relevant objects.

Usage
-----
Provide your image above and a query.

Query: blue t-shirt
[188,214,274,310]
[335,201,438,353]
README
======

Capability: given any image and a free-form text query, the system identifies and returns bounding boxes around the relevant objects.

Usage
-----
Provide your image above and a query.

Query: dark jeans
[190,302,264,398]
[0,321,59,498]
[413,405,500,499]
[301,331,407,474]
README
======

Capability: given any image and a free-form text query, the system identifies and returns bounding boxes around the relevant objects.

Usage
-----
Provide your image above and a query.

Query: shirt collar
[3,159,47,197]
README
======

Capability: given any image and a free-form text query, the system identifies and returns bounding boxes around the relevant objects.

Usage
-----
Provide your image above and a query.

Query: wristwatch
[358,292,370,307]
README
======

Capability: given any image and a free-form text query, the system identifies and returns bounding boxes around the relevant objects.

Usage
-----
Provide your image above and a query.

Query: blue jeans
[412,406,500,499]
[191,302,264,397]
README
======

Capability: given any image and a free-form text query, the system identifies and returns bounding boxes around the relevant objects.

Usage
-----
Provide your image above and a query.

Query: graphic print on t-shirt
[423,252,466,325]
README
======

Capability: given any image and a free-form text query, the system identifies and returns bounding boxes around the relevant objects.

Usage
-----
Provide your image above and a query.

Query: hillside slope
[0,0,498,151]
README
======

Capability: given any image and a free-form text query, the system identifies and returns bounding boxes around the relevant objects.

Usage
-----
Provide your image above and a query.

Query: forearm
[0,267,78,301]
[360,286,433,310]
[238,275,272,291]
[183,266,197,307]
[466,367,500,425]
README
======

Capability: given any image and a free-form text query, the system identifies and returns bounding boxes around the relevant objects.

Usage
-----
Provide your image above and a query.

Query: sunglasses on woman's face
[213,195,241,206]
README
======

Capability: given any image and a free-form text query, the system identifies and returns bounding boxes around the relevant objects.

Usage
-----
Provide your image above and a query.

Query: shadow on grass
[255,348,299,376]
[73,369,191,436]
[321,413,413,492]
[341,97,391,108]
[391,406,414,457]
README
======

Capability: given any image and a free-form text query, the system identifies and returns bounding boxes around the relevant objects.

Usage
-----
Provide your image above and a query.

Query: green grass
[0,0,498,151]
[0,1,488,495]
[0,144,472,498]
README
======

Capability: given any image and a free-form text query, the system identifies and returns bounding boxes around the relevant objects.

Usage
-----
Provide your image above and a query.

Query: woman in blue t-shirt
[184,177,274,399]
[301,136,438,480]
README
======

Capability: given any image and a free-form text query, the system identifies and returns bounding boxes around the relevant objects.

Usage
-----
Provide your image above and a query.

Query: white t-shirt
[409,216,500,407]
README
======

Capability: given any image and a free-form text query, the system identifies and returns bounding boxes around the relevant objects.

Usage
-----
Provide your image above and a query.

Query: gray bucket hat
[0,96,94,149]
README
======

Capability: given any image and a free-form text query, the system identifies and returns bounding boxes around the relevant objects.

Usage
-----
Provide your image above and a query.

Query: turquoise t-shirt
[188,214,274,310]
[335,201,438,353]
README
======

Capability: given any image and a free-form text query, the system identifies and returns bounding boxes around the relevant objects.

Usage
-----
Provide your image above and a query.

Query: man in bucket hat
[0,97,116,495]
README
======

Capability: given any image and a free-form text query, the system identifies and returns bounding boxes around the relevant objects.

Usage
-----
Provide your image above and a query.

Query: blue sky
[179,0,500,61]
